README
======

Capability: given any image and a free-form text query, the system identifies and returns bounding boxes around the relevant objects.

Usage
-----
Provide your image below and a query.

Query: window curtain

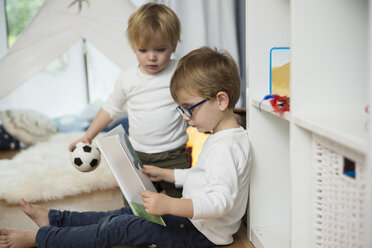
[152,0,245,107]
[0,0,7,58]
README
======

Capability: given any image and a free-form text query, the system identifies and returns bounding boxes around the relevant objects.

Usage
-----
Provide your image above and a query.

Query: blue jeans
[35,206,215,248]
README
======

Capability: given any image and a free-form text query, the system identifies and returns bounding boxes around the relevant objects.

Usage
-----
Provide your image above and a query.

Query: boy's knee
[97,215,130,245]
[98,214,124,229]
[98,214,153,246]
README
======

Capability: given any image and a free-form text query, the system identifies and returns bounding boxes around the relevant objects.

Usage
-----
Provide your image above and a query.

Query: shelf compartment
[251,225,290,248]
[294,113,368,155]
[312,134,366,248]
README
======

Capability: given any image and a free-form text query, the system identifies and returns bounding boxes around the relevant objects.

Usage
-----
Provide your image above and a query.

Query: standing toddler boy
[69,2,189,198]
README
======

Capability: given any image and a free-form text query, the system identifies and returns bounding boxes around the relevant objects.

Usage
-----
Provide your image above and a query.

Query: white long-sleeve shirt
[174,127,251,245]
[103,59,187,153]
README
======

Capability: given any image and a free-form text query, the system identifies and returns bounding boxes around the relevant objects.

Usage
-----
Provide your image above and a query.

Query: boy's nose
[148,52,156,61]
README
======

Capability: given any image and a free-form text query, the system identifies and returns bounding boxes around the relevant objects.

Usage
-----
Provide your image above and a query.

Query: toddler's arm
[68,108,113,151]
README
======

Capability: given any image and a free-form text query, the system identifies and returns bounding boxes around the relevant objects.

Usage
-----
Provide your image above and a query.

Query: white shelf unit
[246,0,372,247]
[247,0,291,247]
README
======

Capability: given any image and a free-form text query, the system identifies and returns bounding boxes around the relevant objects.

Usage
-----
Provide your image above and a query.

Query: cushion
[0,124,21,150]
[104,116,129,134]
[53,115,92,133]
[54,115,129,134]
[0,109,58,145]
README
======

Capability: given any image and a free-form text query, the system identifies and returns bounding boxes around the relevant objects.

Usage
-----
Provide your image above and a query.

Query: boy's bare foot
[18,198,50,227]
[0,228,37,248]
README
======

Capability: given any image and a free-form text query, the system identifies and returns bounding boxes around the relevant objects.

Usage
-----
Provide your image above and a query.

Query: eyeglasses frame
[176,98,209,118]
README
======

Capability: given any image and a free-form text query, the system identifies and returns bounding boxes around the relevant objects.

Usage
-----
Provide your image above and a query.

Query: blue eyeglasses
[177,98,209,118]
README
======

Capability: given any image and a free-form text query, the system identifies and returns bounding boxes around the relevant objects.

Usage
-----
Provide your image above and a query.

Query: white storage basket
[312,134,366,248]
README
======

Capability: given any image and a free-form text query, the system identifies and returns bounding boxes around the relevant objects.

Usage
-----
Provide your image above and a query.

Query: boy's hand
[141,165,163,182]
[142,191,194,218]
[141,191,171,215]
[68,136,91,151]
[141,165,175,183]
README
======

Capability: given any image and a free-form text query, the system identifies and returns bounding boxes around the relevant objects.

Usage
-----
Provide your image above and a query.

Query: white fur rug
[0,132,117,204]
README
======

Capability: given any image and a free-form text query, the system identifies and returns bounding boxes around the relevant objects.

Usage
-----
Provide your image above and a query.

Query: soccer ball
[70,142,101,172]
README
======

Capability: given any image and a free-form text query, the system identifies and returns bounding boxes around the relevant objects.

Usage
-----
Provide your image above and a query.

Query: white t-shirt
[103,59,187,153]
[174,127,251,245]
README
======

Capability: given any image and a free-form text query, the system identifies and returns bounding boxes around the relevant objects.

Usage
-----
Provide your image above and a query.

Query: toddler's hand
[68,136,92,151]
[141,191,171,215]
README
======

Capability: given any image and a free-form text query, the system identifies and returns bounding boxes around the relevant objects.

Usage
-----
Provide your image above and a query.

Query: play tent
[0,0,137,99]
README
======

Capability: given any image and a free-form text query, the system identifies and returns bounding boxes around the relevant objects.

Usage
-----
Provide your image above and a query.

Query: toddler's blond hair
[127,3,181,49]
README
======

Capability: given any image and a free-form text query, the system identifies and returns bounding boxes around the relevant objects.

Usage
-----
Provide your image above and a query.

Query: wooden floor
[0,149,19,160]
[0,150,254,247]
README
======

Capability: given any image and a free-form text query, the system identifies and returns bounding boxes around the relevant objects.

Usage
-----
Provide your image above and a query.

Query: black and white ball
[70,142,101,172]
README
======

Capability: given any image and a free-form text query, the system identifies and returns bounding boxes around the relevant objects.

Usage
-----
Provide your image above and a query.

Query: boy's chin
[194,126,208,133]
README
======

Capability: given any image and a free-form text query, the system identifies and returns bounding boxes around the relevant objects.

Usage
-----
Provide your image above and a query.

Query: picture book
[95,125,166,226]
[270,47,290,97]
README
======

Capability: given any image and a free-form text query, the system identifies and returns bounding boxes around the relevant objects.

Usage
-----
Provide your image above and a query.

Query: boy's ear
[216,91,229,111]
[172,44,177,53]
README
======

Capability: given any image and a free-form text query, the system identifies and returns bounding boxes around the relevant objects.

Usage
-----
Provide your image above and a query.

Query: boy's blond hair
[127,3,181,49]
[170,47,241,109]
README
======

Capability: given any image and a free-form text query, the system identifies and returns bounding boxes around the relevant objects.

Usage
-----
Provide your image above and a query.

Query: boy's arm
[141,191,194,218]
[69,108,113,150]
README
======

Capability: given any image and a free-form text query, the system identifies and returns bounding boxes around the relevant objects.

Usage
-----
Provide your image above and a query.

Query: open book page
[95,125,166,226]
[119,132,142,170]
[118,132,159,192]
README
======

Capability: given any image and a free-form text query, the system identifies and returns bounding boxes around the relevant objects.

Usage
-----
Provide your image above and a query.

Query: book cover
[270,47,290,97]
[95,125,166,226]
